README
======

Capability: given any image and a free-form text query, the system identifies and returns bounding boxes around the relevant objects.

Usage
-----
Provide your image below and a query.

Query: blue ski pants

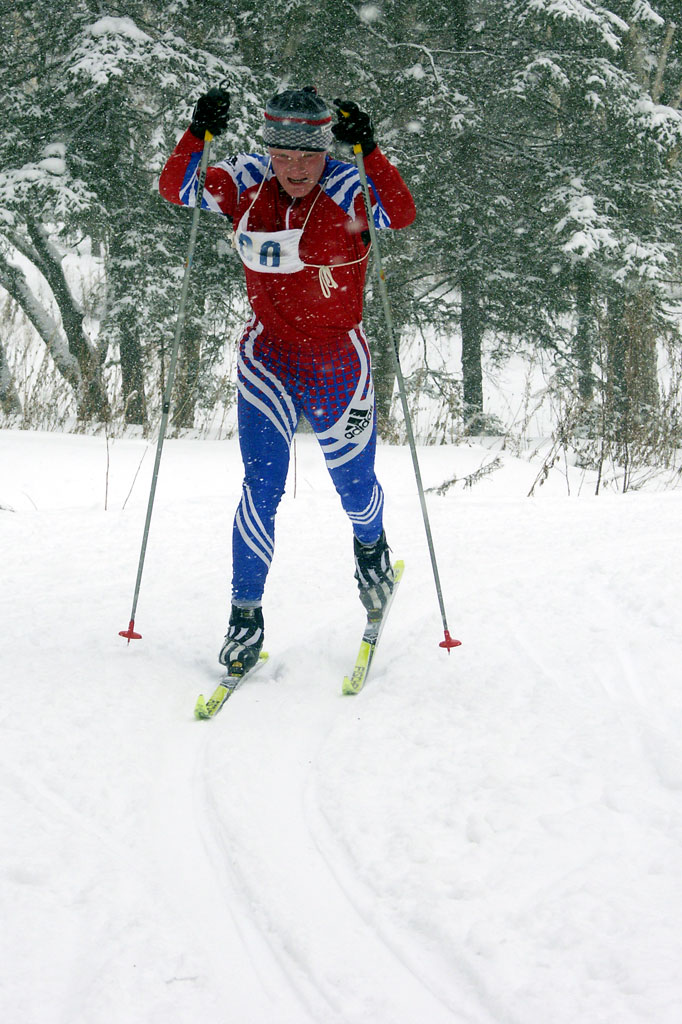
[231,318,385,604]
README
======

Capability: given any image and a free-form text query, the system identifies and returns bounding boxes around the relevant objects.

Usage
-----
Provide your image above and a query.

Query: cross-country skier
[159,85,416,676]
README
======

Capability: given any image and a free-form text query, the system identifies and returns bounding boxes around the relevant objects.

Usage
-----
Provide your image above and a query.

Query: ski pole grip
[337,106,363,154]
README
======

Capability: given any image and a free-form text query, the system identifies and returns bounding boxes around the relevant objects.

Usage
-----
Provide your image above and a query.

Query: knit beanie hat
[263,86,333,151]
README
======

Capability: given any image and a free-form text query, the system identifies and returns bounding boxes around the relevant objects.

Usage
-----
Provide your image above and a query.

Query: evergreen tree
[1,0,110,418]
[0,0,259,424]
[502,0,682,435]
[1,0,680,448]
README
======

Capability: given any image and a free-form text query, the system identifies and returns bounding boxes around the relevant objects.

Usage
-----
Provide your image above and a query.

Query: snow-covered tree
[1,0,260,423]
[503,0,682,432]
[345,0,682,433]
[1,0,680,446]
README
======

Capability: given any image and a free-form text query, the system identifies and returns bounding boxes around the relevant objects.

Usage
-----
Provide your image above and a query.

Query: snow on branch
[552,178,619,257]
[522,0,629,52]
[629,0,666,29]
[0,145,96,224]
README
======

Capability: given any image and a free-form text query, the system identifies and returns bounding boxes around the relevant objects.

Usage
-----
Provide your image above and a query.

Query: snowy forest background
[2,0,682,485]
[3,11,682,1019]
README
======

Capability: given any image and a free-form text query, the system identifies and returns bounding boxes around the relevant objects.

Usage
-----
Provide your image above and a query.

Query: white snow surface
[2,428,682,1024]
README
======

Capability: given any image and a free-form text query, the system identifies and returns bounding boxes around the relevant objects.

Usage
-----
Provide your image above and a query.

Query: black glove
[332,99,376,156]
[189,86,230,139]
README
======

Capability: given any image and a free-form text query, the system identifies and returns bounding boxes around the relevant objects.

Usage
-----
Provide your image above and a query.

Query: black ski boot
[353,531,394,616]
[219,604,264,676]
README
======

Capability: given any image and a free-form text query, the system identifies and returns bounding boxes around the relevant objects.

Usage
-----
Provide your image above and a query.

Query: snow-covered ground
[2,427,681,1024]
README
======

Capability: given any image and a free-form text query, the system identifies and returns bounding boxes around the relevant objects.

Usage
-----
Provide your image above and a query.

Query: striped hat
[263,86,333,151]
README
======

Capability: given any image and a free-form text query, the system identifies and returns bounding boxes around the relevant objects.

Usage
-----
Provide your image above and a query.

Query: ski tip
[196,651,270,719]
[342,674,364,696]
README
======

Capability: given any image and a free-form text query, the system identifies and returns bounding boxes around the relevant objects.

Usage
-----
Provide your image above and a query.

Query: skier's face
[269,148,327,198]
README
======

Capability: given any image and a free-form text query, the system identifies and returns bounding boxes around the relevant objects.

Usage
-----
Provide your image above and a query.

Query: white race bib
[235,208,305,275]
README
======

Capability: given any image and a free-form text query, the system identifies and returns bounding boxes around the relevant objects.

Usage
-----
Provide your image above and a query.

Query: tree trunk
[4,220,110,420]
[172,319,200,429]
[0,254,81,392]
[370,325,398,438]
[460,275,484,432]
[574,263,594,403]
[458,107,486,435]
[606,295,628,429]
[118,325,147,426]
[605,289,659,440]
[0,338,21,415]
[459,215,485,434]
[451,0,469,48]
[23,218,110,421]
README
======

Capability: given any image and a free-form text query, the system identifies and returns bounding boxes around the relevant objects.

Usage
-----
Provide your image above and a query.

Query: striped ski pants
[232,317,385,604]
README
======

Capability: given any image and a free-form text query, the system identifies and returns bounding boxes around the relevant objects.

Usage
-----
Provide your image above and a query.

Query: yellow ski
[342,560,404,695]
[194,652,269,719]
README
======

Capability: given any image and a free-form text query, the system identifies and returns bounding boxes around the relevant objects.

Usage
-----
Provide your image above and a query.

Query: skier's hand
[190,86,230,139]
[332,99,376,156]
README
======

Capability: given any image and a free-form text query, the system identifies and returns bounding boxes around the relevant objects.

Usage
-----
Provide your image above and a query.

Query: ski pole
[119,130,214,642]
[349,134,460,651]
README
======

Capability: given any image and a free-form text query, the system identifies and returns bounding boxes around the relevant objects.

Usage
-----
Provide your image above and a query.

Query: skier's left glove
[332,99,376,156]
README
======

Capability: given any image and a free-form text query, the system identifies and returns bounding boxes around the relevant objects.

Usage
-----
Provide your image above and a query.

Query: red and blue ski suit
[159,128,416,603]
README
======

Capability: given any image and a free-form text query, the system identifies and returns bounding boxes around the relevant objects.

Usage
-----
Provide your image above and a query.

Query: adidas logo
[345,407,372,439]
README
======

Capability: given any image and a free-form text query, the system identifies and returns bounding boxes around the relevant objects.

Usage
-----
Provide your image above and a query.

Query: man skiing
[159,85,416,676]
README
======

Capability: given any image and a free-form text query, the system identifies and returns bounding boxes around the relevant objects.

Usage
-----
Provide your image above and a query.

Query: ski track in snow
[2,430,682,1024]
[199,668,482,1024]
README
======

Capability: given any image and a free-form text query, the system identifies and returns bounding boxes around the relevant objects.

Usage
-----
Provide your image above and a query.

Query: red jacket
[159,129,416,349]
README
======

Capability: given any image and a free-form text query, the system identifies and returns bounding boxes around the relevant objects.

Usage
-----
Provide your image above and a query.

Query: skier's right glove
[189,86,230,139]
[332,99,377,156]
